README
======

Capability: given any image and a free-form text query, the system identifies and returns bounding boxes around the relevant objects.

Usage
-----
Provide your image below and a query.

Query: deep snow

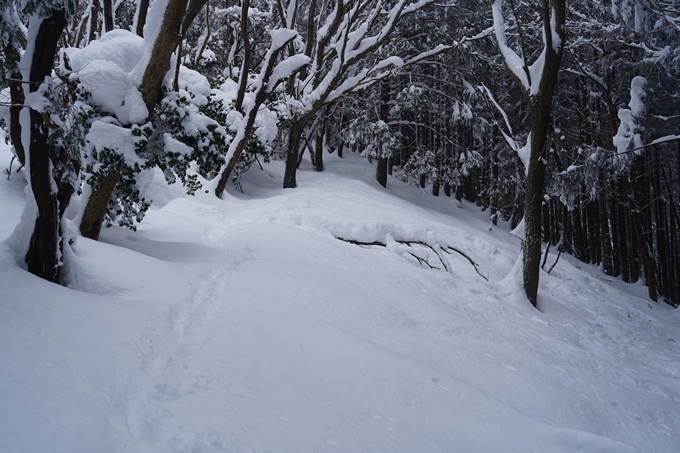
[1,142,679,453]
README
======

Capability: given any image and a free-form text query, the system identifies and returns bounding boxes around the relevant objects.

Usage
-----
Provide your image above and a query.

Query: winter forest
[2,0,680,307]
[1,0,680,306]
[3,1,680,451]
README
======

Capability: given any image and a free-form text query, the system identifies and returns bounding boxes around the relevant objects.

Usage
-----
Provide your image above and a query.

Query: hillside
[1,142,679,453]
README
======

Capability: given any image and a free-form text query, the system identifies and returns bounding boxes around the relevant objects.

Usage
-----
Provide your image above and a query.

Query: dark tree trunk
[515,0,565,307]
[135,0,150,37]
[24,10,70,282]
[629,155,658,301]
[88,0,101,43]
[314,126,324,172]
[284,124,304,188]
[234,0,251,113]
[455,184,463,203]
[376,79,390,188]
[376,157,388,187]
[102,0,114,32]
[522,113,549,306]
[3,42,25,166]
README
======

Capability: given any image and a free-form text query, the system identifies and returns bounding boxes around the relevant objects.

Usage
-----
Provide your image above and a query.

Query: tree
[491,0,566,306]
[79,0,209,240]
[274,0,445,189]
[0,1,75,281]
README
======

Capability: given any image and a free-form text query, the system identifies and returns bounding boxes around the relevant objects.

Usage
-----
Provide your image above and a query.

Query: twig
[443,246,489,281]
[407,252,438,269]
[546,242,563,274]
[337,237,487,280]
[541,242,551,269]
[405,240,450,272]
[6,155,15,180]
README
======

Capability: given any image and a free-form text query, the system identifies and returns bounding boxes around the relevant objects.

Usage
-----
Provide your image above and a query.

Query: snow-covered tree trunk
[376,79,390,188]
[22,8,72,281]
[135,0,150,37]
[492,0,565,306]
[139,0,189,112]
[81,0,208,238]
[1,7,25,165]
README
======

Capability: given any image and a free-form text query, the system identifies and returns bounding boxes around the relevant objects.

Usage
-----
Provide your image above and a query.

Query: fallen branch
[337,238,388,248]
[546,242,563,274]
[405,240,450,272]
[442,246,489,281]
[337,237,486,280]
[407,252,438,269]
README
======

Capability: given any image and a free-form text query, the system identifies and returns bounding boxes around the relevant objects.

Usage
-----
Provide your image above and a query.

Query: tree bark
[284,124,304,188]
[500,0,565,307]
[314,126,324,172]
[102,0,113,32]
[80,172,122,240]
[234,0,251,113]
[88,0,101,43]
[140,0,189,112]
[3,41,25,166]
[522,110,549,306]
[376,79,390,188]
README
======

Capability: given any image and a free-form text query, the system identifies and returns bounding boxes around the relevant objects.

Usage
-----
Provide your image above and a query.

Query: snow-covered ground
[1,141,679,453]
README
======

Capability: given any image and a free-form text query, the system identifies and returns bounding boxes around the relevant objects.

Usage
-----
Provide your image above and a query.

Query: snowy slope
[1,142,679,453]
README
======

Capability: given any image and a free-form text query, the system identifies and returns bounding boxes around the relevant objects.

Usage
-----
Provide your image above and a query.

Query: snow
[1,142,680,452]
[65,30,148,124]
[492,0,530,91]
[614,76,647,153]
[86,119,145,166]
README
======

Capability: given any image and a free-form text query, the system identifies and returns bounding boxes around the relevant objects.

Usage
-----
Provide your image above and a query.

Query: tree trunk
[444,182,451,197]
[517,0,565,307]
[314,127,324,172]
[24,10,70,282]
[135,0,150,37]
[140,0,189,112]
[3,42,25,166]
[376,79,390,188]
[234,0,251,113]
[102,0,114,32]
[284,124,304,188]
[522,109,549,306]
[88,0,101,43]
[80,172,122,240]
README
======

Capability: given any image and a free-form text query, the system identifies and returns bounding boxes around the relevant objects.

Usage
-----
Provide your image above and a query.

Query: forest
[1,0,679,307]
